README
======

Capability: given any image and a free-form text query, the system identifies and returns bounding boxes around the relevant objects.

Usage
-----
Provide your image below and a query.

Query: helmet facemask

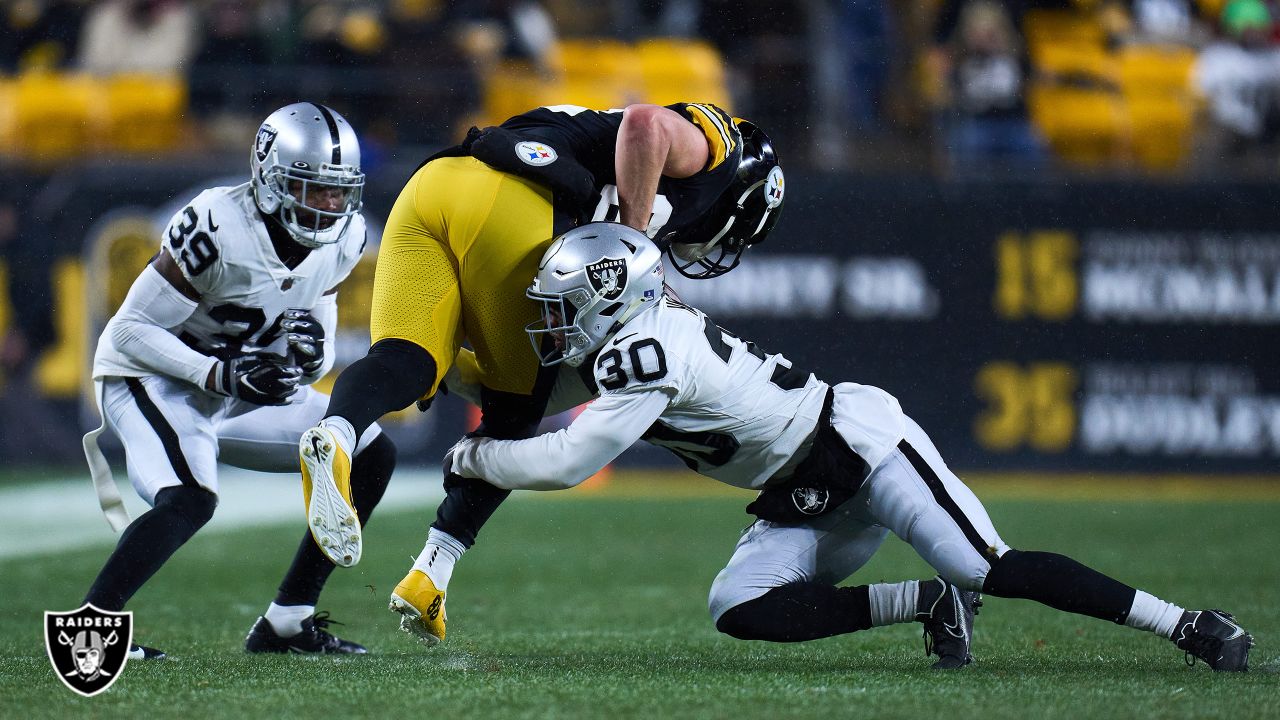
[663,120,784,279]
[525,224,666,367]
[250,103,365,248]
[265,163,364,248]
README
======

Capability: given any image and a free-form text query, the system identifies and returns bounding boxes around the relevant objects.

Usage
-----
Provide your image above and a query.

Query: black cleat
[128,643,166,660]
[1173,609,1253,672]
[244,611,368,655]
[917,576,982,669]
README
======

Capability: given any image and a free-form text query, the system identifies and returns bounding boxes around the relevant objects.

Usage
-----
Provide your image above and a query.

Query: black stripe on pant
[124,377,200,488]
[898,440,1000,562]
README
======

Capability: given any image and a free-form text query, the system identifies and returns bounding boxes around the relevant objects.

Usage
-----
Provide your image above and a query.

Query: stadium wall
[3,163,1279,473]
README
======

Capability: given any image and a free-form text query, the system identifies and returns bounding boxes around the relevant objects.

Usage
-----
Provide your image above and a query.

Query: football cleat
[916,576,981,670]
[389,569,447,646]
[244,612,367,654]
[1173,609,1253,672]
[127,643,166,660]
[299,426,361,567]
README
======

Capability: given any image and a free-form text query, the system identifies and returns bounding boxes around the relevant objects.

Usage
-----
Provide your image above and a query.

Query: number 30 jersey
[453,296,907,491]
[93,182,366,379]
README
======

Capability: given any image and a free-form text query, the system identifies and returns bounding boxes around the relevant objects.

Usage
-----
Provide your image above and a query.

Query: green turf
[2,491,1277,719]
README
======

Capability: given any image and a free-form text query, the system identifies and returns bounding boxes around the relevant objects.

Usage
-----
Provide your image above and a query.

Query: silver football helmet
[526,222,665,367]
[250,102,364,248]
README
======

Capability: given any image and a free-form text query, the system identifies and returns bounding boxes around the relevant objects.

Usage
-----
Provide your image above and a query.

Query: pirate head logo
[45,604,132,697]
[791,486,829,516]
[255,124,279,163]
[586,257,628,300]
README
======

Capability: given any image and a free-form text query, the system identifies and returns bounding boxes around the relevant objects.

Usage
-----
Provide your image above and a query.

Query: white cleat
[299,427,362,567]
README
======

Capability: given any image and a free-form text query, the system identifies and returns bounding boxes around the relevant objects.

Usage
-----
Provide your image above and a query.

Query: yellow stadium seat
[1031,42,1117,83]
[1117,45,1196,96]
[636,38,732,108]
[1126,94,1194,170]
[103,74,187,153]
[12,71,104,162]
[0,77,15,155]
[1028,83,1130,165]
[481,62,568,126]
[1023,9,1107,47]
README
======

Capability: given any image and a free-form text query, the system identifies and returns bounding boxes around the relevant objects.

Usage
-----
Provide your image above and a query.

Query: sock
[1124,590,1185,638]
[265,602,314,637]
[84,486,216,610]
[320,416,357,455]
[868,580,920,627]
[412,528,466,590]
[715,582,873,642]
[982,549,1138,623]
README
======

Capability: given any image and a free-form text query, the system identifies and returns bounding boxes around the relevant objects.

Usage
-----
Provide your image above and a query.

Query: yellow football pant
[370,156,556,398]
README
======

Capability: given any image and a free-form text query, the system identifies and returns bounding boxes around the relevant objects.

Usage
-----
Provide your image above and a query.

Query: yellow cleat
[389,569,447,646]
[299,426,362,567]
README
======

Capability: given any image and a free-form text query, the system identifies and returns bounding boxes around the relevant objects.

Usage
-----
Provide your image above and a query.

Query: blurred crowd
[4,0,1280,172]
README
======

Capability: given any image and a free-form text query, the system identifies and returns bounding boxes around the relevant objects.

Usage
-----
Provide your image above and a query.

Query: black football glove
[210,353,301,405]
[282,308,325,379]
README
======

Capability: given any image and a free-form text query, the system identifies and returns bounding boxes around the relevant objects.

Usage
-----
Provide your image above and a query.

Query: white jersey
[453,296,907,492]
[93,182,366,378]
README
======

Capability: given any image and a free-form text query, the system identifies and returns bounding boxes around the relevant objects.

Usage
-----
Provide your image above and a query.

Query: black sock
[982,549,1138,624]
[84,485,217,611]
[325,339,436,437]
[275,434,397,607]
[430,385,552,548]
[715,582,873,642]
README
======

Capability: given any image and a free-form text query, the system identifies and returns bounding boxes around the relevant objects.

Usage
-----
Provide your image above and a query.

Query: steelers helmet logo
[515,141,558,167]
[764,166,785,210]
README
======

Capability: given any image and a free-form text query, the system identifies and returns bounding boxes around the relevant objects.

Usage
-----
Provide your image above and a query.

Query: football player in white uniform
[80,103,397,658]
[417,222,1254,672]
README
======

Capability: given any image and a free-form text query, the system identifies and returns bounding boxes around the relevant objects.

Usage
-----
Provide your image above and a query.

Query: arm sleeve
[302,292,338,384]
[106,264,217,388]
[452,389,673,490]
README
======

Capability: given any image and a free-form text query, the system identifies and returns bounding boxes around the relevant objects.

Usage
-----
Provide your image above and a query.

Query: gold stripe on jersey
[685,103,737,171]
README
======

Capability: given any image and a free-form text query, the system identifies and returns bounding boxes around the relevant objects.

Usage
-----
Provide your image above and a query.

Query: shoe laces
[309,610,346,649]
[1178,610,1249,668]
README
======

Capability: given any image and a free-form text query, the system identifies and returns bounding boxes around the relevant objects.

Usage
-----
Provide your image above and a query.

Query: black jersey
[434,103,744,243]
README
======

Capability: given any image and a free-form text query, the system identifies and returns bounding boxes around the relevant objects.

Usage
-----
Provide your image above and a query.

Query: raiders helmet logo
[515,141,558,166]
[255,124,279,163]
[586,257,628,300]
[791,486,829,516]
[45,604,132,697]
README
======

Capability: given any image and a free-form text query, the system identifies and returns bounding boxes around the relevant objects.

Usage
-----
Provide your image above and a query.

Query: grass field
[1,473,1277,719]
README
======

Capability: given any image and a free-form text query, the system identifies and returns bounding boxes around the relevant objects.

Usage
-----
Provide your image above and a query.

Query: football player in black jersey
[296,103,785,644]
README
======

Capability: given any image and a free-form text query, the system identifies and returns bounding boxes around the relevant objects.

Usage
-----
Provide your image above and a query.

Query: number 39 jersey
[93,182,366,379]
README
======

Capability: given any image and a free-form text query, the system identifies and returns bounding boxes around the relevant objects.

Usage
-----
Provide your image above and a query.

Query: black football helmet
[660,120,785,279]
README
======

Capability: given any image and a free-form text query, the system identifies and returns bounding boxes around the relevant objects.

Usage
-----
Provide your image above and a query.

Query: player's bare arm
[615,104,710,231]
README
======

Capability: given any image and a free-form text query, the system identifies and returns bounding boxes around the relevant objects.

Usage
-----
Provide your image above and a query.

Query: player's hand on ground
[282,308,325,378]
[209,353,301,405]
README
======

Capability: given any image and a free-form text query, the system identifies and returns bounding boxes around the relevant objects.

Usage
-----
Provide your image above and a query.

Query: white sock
[868,580,920,627]
[264,602,314,637]
[1124,590,1185,638]
[319,416,357,455]
[412,528,466,591]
